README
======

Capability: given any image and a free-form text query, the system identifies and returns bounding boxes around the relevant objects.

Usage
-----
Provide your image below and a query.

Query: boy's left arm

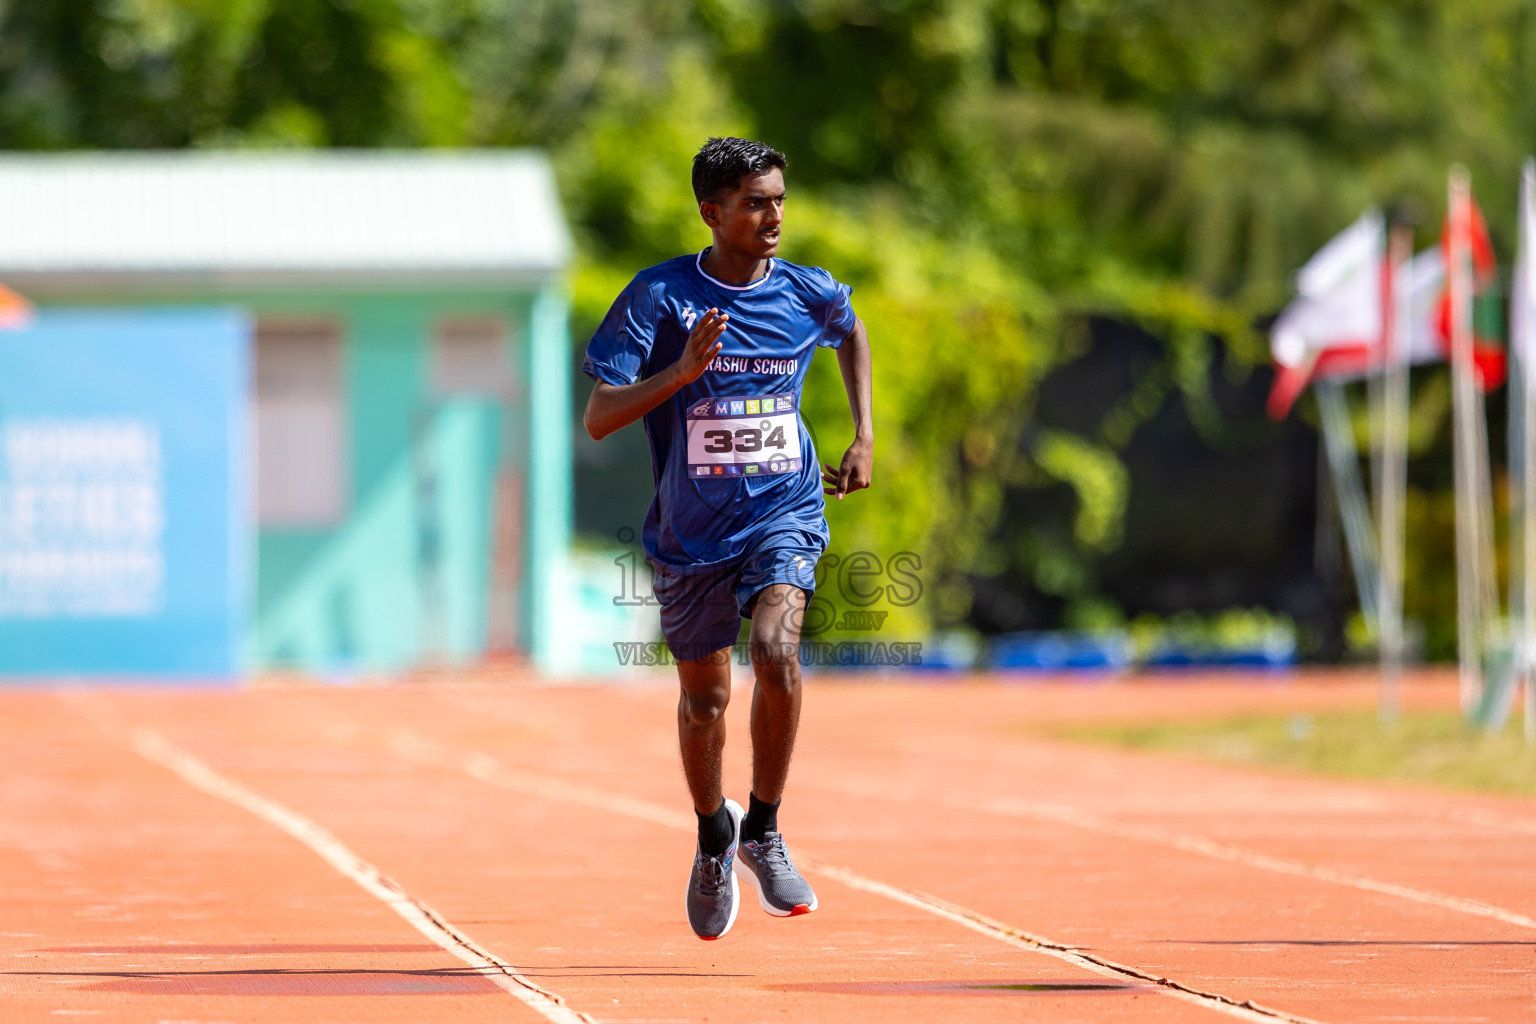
[822,316,873,500]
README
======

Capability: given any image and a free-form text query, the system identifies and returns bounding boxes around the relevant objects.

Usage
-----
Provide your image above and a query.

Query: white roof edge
[1,267,566,300]
[0,148,552,165]
[0,148,572,284]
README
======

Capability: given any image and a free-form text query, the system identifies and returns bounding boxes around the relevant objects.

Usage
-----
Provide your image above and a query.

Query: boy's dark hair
[691,137,786,203]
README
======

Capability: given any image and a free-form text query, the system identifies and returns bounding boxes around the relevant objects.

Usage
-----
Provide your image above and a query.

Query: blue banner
[0,308,250,679]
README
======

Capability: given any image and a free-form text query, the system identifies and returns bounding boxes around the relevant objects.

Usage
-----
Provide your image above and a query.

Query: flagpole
[1448,166,1484,717]
[1369,364,1386,555]
[1516,159,1536,743]
[1524,340,1536,742]
[1317,378,1380,631]
[1379,217,1413,726]
[1473,380,1502,688]
[1511,310,1527,722]
[1270,209,1388,657]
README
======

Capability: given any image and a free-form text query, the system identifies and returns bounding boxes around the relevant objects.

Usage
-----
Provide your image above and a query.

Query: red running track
[2,670,1533,1023]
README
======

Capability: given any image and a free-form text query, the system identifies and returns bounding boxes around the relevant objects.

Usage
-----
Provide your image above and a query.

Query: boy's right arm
[583,307,729,440]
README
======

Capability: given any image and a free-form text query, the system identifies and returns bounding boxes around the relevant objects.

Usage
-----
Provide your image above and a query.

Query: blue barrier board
[0,308,250,678]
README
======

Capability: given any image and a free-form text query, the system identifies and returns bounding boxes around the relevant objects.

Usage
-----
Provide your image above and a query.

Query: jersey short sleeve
[582,277,659,385]
[807,267,857,349]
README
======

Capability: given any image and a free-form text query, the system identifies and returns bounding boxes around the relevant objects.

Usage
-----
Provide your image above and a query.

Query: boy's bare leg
[677,644,743,941]
[677,647,734,815]
[735,582,819,916]
[747,584,806,803]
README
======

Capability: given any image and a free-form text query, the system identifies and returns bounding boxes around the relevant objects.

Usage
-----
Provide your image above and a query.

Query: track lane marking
[435,683,1536,927]
[441,684,1536,840]
[127,728,593,1024]
[808,775,1536,933]
[386,729,1327,1024]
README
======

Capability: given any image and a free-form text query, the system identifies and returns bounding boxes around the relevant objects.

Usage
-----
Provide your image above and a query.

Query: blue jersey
[583,250,857,573]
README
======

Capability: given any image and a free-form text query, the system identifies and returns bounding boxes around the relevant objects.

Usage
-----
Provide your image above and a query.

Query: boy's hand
[822,437,872,500]
[583,308,729,441]
[671,308,727,385]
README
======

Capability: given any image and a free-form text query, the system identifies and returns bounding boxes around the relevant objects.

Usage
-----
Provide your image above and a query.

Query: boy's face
[700,168,785,260]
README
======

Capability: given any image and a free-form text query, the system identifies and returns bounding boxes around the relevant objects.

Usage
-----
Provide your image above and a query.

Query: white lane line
[386,729,1327,1024]
[420,690,1536,929]
[129,729,593,1024]
[812,776,1536,933]
[440,685,1536,841]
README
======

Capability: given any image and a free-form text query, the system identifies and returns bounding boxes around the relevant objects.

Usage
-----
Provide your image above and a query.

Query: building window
[431,316,512,398]
[255,317,346,528]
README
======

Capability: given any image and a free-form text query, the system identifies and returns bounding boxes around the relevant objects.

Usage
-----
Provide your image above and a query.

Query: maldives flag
[1437,193,1506,390]
[0,281,30,329]
[1267,210,1384,419]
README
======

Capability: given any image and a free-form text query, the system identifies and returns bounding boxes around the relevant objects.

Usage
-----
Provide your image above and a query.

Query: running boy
[581,137,873,939]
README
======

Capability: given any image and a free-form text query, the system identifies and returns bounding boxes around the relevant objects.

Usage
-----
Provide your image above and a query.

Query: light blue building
[0,151,574,676]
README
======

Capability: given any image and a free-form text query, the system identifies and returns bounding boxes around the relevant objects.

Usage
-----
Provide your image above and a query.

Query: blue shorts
[652,531,822,662]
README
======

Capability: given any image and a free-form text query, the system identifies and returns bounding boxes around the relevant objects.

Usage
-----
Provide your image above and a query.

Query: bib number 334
[686,395,803,478]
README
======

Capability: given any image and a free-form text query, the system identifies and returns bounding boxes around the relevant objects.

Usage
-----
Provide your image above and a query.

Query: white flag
[1268,209,1384,417]
[1318,245,1447,377]
[1272,209,1384,367]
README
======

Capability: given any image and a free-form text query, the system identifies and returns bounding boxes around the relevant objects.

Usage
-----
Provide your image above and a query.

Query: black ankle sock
[740,793,780,844]
[697,801,734,857]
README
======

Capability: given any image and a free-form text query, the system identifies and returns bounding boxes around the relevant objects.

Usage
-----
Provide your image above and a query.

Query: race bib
[686,395,802,479]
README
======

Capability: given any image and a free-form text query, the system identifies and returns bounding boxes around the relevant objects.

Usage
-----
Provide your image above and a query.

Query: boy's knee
[750,640,800,689]
[679,686,729,728]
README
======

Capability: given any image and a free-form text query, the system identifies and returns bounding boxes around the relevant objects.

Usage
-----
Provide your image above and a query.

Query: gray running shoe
[736,831,818,917]
[685,798,743,940]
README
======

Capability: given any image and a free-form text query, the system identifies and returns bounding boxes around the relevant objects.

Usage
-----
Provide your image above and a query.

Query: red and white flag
[1267,210,1384,418]
[1305,247,1449,375]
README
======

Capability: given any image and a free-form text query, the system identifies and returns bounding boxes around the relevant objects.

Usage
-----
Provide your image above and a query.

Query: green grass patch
[1049,711,1536,799]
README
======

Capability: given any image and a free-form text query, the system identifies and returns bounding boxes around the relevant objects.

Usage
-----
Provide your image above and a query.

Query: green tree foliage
[3,0,1532,650]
